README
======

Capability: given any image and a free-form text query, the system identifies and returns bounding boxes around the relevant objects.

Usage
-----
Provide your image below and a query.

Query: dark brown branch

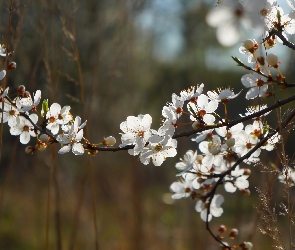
[268,28,295,51]
[83,93,295,152]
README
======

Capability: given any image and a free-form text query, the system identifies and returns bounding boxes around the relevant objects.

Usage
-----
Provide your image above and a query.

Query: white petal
[210,206,223,217]
[201,209,211,222]
[170,182,184,193]
[224,182,237,193]
[152,153,165,166]
[33,90,41,106]
[20,132,30,144]
[236,177,249,189]
[216,21,240,47]
[58,145,71,154]
[49,103,61,114]
[195,200,204,212]
[0,70,6,81]
[29,113,38,124]
[72,143,84,155]
[75,129,84,141]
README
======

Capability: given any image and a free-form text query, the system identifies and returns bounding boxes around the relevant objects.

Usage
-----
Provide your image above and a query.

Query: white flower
[165,93,184,119]
[199,135,226,169]
[18,90,41,112]
[215,122,244,138]
[207,88,242,103]
[139,134,177,166]
[233,131,261,161]
[181,155,215,190]
[245,0,277,31]
[241,73,269,99]
[175,150,197,176]
[9,114,38,144]
[56,116,86,155]
[0,100,20,126]
[264,5,284,31]
[245,120,264,139]
[191,129,214,143]
[206,0,251,46]
[224,167,249,193]
[46,103,72,134]
[161,106,177,136]
[239,39,260,63]
[195,194,224,221]
[261,132,280,151]
[240,105,270,118]
[179,84,204,102]
[170,179,193,199]
[189,94,218,124]
[120,114,152,156]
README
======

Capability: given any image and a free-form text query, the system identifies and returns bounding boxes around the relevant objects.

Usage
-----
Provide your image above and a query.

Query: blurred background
[0,0,295,249]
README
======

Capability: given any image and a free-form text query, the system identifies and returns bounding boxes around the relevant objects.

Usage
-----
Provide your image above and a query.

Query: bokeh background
[0,0,295,249]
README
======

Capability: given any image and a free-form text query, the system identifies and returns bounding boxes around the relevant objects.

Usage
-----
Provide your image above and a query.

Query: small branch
[79,94,295,152]
[267,28,295,51]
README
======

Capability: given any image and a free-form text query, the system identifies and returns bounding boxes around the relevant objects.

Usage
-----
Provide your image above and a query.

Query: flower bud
[229,228,238,239]
[7,61,16,70]
[22,91,31,98]
[240,241,253,249]
[243,39,255,50]
[25,146,36,154]
[266,53,278,67]
[241,189,251,196]
[261,91,274,99]
[103,136,116,146]
[42,99,49,116]
[17,85,25,96]
[243,168,251,175]
[218,225,227,233]
[225,138,235,148]
[39,134,49,142]
[243,39,258,54]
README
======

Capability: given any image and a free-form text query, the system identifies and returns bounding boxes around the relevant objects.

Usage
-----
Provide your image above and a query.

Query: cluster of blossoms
[117,2,295,247]
[2,1,295,249]
[206,0,295,46]
[0,84,89,155]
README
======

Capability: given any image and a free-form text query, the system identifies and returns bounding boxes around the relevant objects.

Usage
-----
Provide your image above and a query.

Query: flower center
[176,107,183,114]
[137,131,144,138]
[260,8,268,17]
[155,144,163,152]
[246,142,252,149]
[256,78,265,87]
[198,110,206,117]
[49,116,56,123]
[208,142,220,155]
[23,125,30,132]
